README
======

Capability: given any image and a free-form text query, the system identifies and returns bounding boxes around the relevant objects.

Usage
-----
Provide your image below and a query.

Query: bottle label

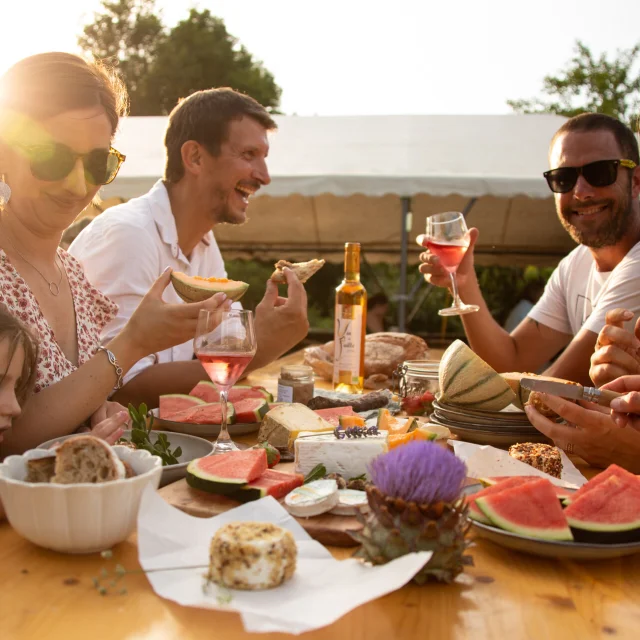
[277,383,294,403]
[333,304,363,384]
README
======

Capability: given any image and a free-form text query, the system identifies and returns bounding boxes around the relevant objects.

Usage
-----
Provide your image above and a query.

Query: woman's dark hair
[164,88,277,183]
[0,52,128,135]
[0,305,38,404]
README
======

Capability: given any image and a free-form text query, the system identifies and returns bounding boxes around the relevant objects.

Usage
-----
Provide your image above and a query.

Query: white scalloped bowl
[0,446,162,554]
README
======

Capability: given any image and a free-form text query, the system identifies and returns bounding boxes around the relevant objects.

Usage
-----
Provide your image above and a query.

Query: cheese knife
[520,377,624,408]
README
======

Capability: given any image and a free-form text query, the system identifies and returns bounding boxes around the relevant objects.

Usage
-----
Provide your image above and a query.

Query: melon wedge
[171,271,249,303]
[186,449,268,495]
[439,340,516,411]
[476,478,573,541]
[468,477,537,524]
[159,393,205,419]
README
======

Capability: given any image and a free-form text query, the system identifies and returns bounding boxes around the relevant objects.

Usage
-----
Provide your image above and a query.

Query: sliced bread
[51,435,126,484]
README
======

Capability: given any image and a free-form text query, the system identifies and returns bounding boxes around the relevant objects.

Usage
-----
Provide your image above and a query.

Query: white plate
[37,430,215,487]
[151,408,260,438]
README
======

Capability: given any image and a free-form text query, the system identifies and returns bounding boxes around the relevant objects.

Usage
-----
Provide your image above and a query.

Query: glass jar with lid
[393,360,440,416]
[277,365,315,405]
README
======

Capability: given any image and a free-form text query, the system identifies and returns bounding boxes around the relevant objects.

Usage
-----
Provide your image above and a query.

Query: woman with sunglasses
[0,53,229,455]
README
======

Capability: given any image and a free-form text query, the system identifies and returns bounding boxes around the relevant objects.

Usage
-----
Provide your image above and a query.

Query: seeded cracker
[508,443,563,479]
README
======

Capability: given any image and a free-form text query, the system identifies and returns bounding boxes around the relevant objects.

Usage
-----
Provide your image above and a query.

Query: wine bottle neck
[344,244,361,281]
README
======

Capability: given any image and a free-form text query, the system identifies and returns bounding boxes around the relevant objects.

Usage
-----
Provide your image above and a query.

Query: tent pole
[398,196,412,332]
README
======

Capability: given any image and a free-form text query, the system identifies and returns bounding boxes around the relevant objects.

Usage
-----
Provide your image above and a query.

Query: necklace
[1,226,64,296]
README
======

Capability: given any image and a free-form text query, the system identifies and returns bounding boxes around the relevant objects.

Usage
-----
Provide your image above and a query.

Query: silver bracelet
[97,346,124,390]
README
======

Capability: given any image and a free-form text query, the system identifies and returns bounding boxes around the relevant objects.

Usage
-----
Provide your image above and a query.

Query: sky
[1,0,639,116]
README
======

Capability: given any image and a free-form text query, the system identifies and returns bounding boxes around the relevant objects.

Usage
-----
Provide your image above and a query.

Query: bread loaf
[51,435,126,484]
[303,332,429,388]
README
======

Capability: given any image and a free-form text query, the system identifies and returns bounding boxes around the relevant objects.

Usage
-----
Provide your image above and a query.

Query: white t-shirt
[528,242,640,337]
[69,180,229,384]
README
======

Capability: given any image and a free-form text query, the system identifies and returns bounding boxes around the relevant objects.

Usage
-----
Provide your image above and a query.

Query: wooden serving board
[158,468,363,548]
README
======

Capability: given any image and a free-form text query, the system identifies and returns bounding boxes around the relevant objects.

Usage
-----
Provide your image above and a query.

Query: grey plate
[151,408,261,438]
[432,412,538,433]
[433,399,529,422]
[37,430,215,487]
[471,520,640,560]
[429,416,549,447]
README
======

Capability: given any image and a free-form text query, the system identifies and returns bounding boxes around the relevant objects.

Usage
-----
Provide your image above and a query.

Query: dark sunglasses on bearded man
[16,142,126,186]
[543,158,637,194]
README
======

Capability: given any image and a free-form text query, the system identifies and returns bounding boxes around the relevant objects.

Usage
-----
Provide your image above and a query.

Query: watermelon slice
[186,449,268,494]
[228,469,304,503]
[479,476,573,501]
[563,464,639,505]
[159,394,205,419]
[476,478,573,541]
[468,477,537,524]
[164,402,236,425]
[564,475,640,543]
[313,406,358,427]
[234,398,270,423]
[190,381,273,403]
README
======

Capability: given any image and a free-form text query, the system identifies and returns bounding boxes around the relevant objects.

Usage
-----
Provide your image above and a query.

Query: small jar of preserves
[277,365,315,405]
[393,360,439,416]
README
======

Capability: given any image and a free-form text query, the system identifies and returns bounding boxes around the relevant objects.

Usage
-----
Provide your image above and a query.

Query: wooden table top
[2,349,640,640]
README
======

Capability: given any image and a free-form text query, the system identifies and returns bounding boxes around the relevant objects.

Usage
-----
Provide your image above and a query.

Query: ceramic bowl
[0,446,162,554]
[38,430,215,488]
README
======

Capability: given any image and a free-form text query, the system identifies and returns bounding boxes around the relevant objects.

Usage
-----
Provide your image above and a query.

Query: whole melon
[439,340,516,411]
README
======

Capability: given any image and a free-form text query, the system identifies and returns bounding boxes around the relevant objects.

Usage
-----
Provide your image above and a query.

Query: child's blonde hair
[0,304,38,403]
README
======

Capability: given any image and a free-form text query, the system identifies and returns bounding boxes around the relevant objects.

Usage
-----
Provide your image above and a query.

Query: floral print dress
[0,248,118,393]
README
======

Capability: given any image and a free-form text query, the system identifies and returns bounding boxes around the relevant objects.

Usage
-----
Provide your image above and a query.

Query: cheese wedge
[257,403,334,451]
[294,429,389,480]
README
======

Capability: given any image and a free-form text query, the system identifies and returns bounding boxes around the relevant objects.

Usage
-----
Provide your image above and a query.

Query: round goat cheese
[330,489,370,516]
[284,479,339,517]
[207,522,297,590]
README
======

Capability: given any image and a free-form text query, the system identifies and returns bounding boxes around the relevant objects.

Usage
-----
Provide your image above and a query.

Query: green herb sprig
[117,403,182,466]
[304,463,326,484]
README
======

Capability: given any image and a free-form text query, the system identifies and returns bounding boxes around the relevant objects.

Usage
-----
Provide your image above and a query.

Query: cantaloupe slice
[171,271,249,303]
[439,340,516,411]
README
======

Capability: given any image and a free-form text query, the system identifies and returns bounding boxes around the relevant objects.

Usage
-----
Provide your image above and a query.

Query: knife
[520,377,624,408]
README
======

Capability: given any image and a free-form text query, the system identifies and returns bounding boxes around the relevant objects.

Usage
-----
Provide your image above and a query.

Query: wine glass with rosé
[424,212,480,316]
[194,309,257,454]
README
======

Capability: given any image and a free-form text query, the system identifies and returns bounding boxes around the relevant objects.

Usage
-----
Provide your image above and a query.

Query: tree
[508,40,640,123]
[79,4,281,115]
[78,0,165,115]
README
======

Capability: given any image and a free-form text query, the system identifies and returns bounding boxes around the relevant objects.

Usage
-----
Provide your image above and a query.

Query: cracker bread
[270,259,326,284]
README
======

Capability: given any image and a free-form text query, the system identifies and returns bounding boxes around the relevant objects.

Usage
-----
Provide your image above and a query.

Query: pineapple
[350,440,471,584]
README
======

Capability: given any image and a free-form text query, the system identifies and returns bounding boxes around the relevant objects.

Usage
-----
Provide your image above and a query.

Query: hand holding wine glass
[419,212,480,316]
[194,309,257,454]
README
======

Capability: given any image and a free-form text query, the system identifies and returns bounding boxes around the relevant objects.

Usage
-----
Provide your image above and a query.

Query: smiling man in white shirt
[70,88,309,407]
[418,113,640,386]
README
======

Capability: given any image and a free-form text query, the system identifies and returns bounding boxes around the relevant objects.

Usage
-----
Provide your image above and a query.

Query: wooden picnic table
[2,350,640,640]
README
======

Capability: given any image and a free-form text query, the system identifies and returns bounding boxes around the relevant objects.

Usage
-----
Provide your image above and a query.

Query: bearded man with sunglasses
[69,88,310,408]
[419,113,640,385]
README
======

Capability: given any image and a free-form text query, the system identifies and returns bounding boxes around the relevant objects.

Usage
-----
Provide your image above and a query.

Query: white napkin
[137,486,432,635]
[451,441,587,489]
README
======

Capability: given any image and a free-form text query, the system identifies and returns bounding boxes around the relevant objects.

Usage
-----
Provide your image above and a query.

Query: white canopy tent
[100,113,574,329]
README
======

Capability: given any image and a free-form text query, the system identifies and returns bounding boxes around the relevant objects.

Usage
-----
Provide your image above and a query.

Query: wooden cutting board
[158,467,363,548]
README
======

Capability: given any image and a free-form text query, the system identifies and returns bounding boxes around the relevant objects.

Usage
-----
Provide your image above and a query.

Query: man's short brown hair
[550,112,640,165]
[164,88,277,183]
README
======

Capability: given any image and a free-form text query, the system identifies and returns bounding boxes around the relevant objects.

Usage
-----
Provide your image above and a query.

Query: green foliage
[80,3,281,115]
[224,258,553,338]
[508,40,640,123]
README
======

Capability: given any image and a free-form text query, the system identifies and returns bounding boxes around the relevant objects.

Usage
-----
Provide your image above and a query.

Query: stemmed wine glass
[194,309,257,454]
[424,212,480,316]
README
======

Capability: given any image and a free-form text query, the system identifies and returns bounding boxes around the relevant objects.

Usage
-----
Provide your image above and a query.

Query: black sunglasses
[544,158,637,194]
[17,143,126,186]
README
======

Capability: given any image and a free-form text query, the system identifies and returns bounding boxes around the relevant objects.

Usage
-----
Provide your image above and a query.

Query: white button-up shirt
[69,180,228,384]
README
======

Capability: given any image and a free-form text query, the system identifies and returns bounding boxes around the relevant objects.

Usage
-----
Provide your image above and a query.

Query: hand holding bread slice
[270,259,326,284]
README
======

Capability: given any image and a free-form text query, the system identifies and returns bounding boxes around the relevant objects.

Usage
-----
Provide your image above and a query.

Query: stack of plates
[430,399,550,447]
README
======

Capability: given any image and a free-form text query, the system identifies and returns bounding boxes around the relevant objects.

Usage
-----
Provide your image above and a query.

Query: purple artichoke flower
[368,441,467,504]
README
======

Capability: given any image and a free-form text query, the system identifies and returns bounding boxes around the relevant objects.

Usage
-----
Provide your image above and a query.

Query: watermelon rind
[476,479,573,541]
[468,477,538,525]
[234,398,270,423]
[232,385,274,402]
[564,475,640,543]
[439,340,516,411]
[186,450,267,495]
[228,469,304,503]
